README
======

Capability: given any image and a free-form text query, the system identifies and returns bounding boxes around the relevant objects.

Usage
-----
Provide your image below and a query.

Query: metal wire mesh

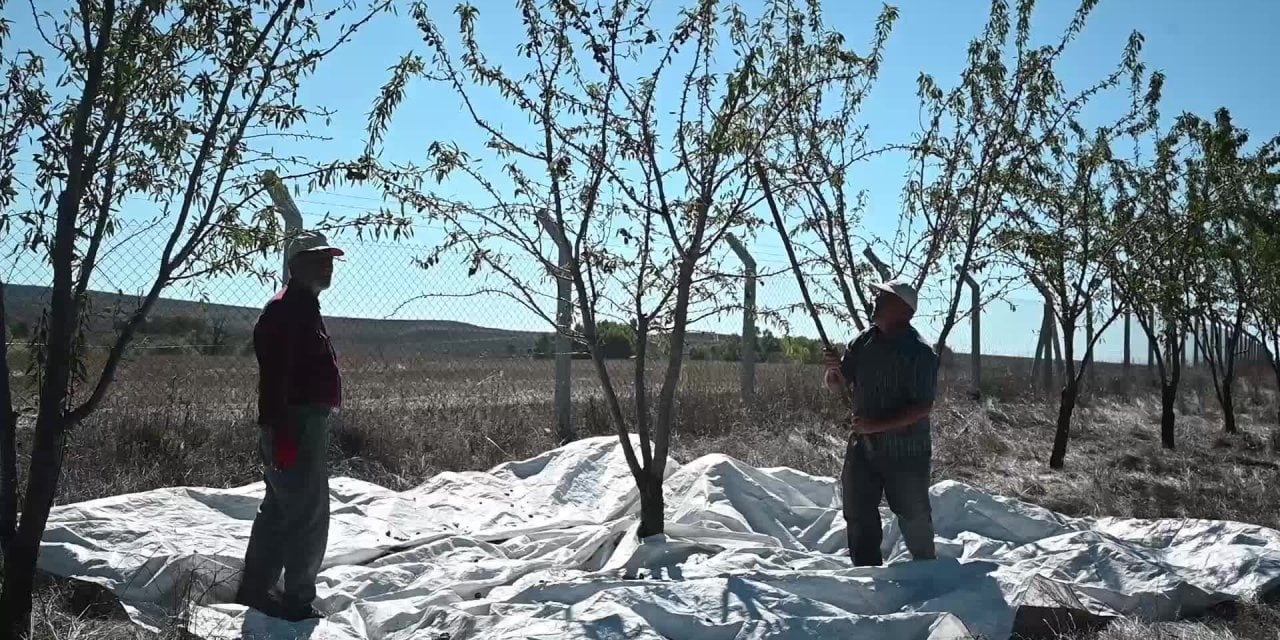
[1,215,1270,412]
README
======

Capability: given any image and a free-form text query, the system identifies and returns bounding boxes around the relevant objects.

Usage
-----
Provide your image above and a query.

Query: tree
[1112,120,1201,449]
[531,334,554,359]
[0,282,14,553]
[1184,109,1279,434]
[999,28,1160,469]
[1256,230,1280,425]
[7,322,28,340]
[367,0,861,538]
[756,329,782,362]
[0,1,396,635]
[596,321,635,360]
[780,335,822,364]
[897,0,1120,360]
[712,338,741,363]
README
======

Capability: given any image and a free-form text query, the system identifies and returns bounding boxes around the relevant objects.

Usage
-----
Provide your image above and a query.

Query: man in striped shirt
[824,278,938,566]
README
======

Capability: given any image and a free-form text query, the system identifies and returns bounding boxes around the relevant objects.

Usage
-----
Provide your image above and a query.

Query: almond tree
[365,0,863,537]
[897,0,1130,358]
[1256,231,1280,425]
[998,31,1160,469]
[1111,120,1201,449]
[0,1,397,635]
[1184,109,1279,434]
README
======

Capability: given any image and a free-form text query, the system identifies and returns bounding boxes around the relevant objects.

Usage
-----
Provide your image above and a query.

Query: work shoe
[281,604,326,622]
[234,589,283,615]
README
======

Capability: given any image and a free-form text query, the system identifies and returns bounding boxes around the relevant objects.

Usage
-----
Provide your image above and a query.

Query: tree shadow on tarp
[721,575,766,623]
[580,614,630,640]
[1011,606,1112,640]
[33,571,132,623]
[1008,575,1114,640]
[895,558,1013,639]
[720,565,1000,639]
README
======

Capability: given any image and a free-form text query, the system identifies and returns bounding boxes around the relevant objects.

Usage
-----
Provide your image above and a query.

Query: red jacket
[254,285,342,428]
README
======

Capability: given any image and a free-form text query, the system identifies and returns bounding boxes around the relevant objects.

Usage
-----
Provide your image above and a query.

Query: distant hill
[3,284,547,358]
[3,284,742,359]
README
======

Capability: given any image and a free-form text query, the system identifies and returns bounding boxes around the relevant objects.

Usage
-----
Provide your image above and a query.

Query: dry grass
[6,354,1280,639]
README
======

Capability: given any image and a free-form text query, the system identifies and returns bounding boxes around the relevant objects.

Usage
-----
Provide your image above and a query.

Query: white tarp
[36,436,1280,639]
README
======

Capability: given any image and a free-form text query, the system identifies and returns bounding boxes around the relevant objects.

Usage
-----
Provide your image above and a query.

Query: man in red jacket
[235,230,343,622]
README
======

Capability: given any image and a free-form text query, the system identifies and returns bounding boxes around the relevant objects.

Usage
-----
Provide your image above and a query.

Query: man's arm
[853,402,933,434]
[823,338,859,390]
[255,305,295,429]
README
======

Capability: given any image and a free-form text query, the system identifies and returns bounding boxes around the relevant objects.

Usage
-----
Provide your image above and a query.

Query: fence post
[534,210,576,444]
[259,170,304,285]
[1082,305,1096,392]
[1029,275,1057,393]
[861,247,893,281]
[961,272,980,395]
[1179,325,1187,370]
[1032,309,1048,382]
[1192,329,1199,368]
[553,243,574,443]
[1214,321,1222,365]
[1054,304,1064,373]
[726,234,756,405]
[1192,318,1203,368]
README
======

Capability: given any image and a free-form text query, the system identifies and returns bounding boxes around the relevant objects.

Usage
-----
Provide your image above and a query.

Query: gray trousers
[840,438,936,566]
[238,405,331,613]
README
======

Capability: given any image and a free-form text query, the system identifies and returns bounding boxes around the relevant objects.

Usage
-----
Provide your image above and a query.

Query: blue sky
[4,0,1278,361]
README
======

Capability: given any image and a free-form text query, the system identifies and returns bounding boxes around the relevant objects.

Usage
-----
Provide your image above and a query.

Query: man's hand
[823,347,843,388]
[854,402,934,436]
[851,416,881,435]
[272,421,299,471]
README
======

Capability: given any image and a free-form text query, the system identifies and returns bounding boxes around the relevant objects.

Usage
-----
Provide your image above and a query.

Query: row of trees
[688,332,827,364]
[362,0,1278,535]
[1106,110,1280,451]
[0,0,1274,635]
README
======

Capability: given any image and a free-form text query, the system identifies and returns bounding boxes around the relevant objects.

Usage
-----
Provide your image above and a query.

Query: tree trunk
[1270,338,1280,427]
[1160,382,1177,450]
[636,470,665,539]
[1220,315,1242,435]
[0,281,16,549]
[1274,367,1279,428]
[0,411,69,640]
[1156,319,1181,450]
[1222,381,1237,434]
[1049,380,1079,470]
[1,169,82,639]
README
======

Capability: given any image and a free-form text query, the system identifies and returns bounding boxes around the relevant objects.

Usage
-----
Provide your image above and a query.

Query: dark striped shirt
[839,326,938,459]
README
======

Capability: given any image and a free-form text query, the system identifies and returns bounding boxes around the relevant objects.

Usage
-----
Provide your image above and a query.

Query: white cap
[870,278,918,312]
[284,230,344,263]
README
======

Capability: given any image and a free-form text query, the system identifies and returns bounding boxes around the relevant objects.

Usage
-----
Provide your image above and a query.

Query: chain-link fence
[2,215,1273,416]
